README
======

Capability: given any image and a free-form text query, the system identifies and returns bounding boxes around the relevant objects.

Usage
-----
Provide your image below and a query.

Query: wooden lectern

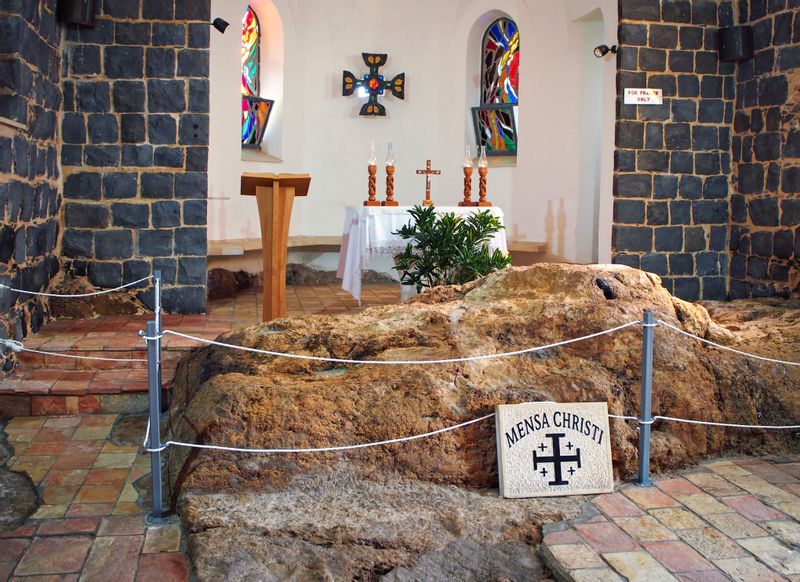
[241,173,311,321]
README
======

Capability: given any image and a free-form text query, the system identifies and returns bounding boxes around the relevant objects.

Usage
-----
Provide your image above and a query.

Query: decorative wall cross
[342,53,405,116]
[416,160,441,206]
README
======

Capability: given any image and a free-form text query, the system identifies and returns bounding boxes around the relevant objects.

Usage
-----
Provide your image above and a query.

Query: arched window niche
[467,11,519,163]
[239,0,284,160]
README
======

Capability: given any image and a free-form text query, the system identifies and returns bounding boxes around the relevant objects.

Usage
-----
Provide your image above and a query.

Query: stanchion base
[145,513,171,525]
[634,476,653,487]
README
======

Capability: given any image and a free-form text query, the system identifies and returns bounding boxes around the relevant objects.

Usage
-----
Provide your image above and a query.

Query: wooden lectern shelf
[241,173,311,322]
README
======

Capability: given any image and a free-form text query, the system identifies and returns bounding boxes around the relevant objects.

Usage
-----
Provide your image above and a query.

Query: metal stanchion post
[153,270,162,413]
[637,310,655,486]
[145,320,163,518]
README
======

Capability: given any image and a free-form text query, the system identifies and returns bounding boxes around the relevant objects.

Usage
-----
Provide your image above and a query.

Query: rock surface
[207,269,255,300]
[165,264,800,580]
[48,275,145,318]
[0,423,39,531]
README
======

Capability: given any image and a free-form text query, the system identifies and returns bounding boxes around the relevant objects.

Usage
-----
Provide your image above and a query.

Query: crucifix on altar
[416,160,441,206]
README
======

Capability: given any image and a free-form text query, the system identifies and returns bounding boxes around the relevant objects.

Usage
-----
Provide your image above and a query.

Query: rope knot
[0,339,24,353]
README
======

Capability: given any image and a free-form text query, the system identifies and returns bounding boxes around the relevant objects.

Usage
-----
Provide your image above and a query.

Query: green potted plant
[393,205,512,292]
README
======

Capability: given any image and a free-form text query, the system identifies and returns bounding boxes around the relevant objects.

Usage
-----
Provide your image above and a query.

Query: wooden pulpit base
[241,173,310,322]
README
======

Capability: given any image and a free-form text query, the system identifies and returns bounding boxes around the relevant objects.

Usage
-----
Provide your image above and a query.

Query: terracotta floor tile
[93,452,137,469]
[642,541,715,573]
[595,493,645,518]
[32,504,69,519]
[79,534,142,582]
[574,522,639,554]
[98,515,146,536]
[84,468,129,486]
[65,502,116,517]
[71,426,112,441]
[655,477,703,497]
[135,552,189,582]
[37,517,101,536]
[41,484,81,505]
[52,452,98,471]
[722,495,788,522]
[113,502,143,515]
[14,535,93,576]
[75,483,124,504]
[34,427,76,442]
[0,523,38,539]
[0,539,29,562]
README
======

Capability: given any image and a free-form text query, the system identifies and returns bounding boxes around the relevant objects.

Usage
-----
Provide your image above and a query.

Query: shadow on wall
[541,199,569,263]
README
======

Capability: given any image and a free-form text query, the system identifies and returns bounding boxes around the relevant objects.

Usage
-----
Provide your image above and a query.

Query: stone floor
[541,456,800,581]
[1,413,186,581]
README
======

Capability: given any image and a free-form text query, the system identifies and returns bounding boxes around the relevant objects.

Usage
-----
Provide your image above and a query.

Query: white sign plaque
[496,402,613,498]
[624,88,663,105]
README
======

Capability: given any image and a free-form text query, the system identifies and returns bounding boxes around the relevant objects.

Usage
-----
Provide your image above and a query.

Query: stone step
[16,347,187,371]
[0,365,178,417]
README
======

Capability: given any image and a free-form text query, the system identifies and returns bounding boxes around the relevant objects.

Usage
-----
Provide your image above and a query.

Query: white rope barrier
[657,320,800,367]
[144,413,496,454]
[653,415,800,430]
[150,320,641,366]
[0,276,152,298]
[0,339,147,362]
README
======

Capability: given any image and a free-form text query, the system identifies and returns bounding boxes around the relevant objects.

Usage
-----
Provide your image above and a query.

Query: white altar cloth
[337,205,508,302]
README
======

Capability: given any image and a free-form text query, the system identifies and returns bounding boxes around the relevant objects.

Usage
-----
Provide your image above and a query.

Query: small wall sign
[624,88,663,105]
[496,401,613,498]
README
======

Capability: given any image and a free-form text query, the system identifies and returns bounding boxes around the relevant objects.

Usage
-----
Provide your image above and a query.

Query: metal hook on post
[637,310,655,486]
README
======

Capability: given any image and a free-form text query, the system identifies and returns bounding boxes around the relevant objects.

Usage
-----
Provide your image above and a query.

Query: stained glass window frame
[242,5,269,150]
[242,6,260,97]
[480,17,519,106]
[471,104,518,157]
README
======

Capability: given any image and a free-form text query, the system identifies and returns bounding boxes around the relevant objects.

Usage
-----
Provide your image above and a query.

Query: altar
[337,205,508,302]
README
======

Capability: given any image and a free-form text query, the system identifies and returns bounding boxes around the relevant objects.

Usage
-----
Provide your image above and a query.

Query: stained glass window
[242,6,273,148]
[481,18,519,105]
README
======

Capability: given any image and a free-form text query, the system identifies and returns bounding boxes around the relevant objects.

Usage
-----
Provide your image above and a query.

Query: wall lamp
[211,18,230,34]
[593,44,617,58]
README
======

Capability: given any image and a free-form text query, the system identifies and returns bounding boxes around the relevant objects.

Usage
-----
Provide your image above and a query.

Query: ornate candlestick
[383,141,398,206]
[364,140,380,206]
[477,145,491,207]
[459,145,476,207]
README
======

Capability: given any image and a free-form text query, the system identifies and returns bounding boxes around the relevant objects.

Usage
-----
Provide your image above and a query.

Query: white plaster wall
[208,0,618,266]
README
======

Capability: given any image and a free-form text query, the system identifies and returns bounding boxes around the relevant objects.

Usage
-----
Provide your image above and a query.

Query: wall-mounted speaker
[57,0,96,27]
[718,26,754,62]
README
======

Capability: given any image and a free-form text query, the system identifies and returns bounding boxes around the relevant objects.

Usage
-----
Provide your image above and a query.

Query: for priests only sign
[496,402,613,498]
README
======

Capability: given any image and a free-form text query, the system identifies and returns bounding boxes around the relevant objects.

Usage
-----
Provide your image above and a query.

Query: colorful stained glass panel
[242,7,259,96]
[242,95,273,148]
[481,18,519,105]
[471,104,517,156]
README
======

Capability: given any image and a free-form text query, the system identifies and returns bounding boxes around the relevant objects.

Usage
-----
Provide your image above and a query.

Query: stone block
[146,48,176,79]
[639,48,666,72]
[148,80,186,112]
[647,201,669,225]
[784,131,800,158]
[188,79,209,112]
[738,163,764,194]
[670,200,691,225]
[153,146,184,167]
[615,150,636,172]
[640,252,668,275]
[64,203,108,228]
[779,46,800,69]
[691,1,717,24]
[645,123,663,149]
[95,231,133,260]
[749,198,779,226]
[87,114,119,144]
[120,114,146,143]
[753,17,773,51]
[740,79,757,108]
[614,252,641,269]
[71,45,101,75]
[161,285,205,314]
[62,113,87,145]
[691,125,717,151]
[153,258,177,284]
[143,0,172,19]
[702,175,728,199]
[103,0,140,18]
[683,226,706,252]
[175,172,207,198]
[759,76,788,106]
[695,152,720,175]
[112,81,145,113]
[639,101,671,121]
[693,200,728,224]
[121,145,153,167]
[677,74,699,98]
[178,256,207,285]
[665,123,690,150]
[620,23,646,45]
[638,151,669,172]
[104,46,143,79]
[188,23,210,49]
[62,229,93,258]
[175,227,207,254]
[649,25,678,49]
[185,147,208,171]
[88,262,122,288]
[177,49,209,77]
[84,145,120,167]
[669,50,694,72]
[152,23,185,46]
[648,75,676,97]
[148,115,177,145]
[175,0,210,21]
[655,226,683,251]
[781,199,800,226]
[152,201,180,227]
[773,11,793,44]
[115,22,150,45]
[669,253,694,275]
[76,81,111,112]
[696,252,719,276]
[619,0,660,21]
[698,100,724,123]
[653,174,678,199]
[137,230,173,257]
[183,200,206,225]
[64,172,101,200]
[141,172,174,198]
[616,121,643,149]
[751,231,773,256]
[754,49,775,76]
[613,226,652,252]
[671,99,696,122]
[782,167,800,193]
[123,260,151,284]
[111,203,149,228]
[670,151,694,174]
[747,256,768,279]
[178,114,209,145]
[773,230,793,259]
[103,172,137,199]
[614,200,645,224]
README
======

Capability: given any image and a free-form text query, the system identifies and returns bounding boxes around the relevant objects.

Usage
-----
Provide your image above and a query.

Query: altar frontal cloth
[496,402,613,498]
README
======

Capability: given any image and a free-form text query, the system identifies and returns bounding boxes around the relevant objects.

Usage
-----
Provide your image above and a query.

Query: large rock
[165,264,800,579]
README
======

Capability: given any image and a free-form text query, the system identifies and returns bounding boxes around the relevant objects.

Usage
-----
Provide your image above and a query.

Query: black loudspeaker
[718,26,754,62]
[57,0,96,27]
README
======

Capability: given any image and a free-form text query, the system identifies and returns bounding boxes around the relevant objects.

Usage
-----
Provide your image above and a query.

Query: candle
[464,145,473,168]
